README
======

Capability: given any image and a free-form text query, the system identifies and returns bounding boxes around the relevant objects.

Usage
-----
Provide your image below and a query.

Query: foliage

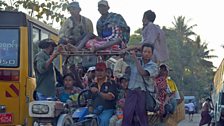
[168,16,215,98]
[0,0,69,26]
[129,16,216,99]
[128,28,142,46]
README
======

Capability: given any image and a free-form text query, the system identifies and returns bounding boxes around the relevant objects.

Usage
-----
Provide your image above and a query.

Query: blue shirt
[127,58,158,92]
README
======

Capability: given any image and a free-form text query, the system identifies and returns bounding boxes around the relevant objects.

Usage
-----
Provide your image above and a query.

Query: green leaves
[62,3,68,11]
[167,16,215,98]
[0,0,69,26]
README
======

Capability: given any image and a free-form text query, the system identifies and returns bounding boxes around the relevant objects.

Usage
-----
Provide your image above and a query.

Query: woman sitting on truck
[56,73,82,103]
[154,64,168,116]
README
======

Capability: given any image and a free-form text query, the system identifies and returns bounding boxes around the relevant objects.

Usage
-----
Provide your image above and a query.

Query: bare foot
[90,46,96,52]
[66,43,78,52]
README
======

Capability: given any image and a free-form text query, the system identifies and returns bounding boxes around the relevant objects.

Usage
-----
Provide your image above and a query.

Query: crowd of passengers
[33,0,182,126]
[34,41,181,126]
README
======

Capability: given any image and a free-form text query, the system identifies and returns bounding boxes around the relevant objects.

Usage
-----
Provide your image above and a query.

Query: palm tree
[172,16,197,43]
[167,16,215,98]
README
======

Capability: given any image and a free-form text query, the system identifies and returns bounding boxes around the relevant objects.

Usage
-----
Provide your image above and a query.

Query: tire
[90,118,98,126]
[33,121,39,126]
[33,118,40,126]
[57,114,74,126]
[33,119,55,126]
[84,118,98,126]
[216,118,224,126]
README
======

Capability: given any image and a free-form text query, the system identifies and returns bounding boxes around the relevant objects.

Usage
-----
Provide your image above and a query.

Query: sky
[4,0,224,67]
[69,0,223,68]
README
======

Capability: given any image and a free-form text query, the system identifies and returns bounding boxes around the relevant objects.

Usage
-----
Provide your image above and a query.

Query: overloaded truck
[212,58,224,126]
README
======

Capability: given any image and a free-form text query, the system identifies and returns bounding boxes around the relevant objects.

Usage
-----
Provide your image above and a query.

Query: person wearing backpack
[85,0,130,52]
[59,1,93,50]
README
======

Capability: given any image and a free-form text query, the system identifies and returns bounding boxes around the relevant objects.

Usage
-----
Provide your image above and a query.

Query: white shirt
[186,102,195,112]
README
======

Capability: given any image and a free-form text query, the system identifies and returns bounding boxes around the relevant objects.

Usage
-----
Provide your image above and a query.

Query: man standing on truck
[122,43,158,126]
[125,10,169,64]
[34,39,60,100]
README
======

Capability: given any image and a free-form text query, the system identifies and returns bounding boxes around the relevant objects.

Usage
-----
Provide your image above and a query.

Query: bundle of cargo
[166,100,185,126]
[147,100,185,126]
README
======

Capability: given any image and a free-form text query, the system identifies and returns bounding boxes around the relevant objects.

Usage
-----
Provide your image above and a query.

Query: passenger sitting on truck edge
[59,1,94,50]
[154,64,169,117]
[165,67,181,114]
[86,0,130,52]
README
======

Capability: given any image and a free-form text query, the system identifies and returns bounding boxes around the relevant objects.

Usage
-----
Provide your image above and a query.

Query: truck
[212,58,224,126]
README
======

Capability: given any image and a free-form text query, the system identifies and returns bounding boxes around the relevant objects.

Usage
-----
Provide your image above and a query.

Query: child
[109,75,128,126]
[83,66,96,88]
[56,73,82,103]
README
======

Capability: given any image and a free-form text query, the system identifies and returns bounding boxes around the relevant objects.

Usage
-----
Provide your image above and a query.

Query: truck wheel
[216,119,224,126]
[57,114,73,126]
[84,118,98,126]
[33,121,39,126]
[90,118,98,126]
[33,118,40,126]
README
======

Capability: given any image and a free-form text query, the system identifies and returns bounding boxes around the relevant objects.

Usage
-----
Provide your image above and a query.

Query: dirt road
[178,113,200,126]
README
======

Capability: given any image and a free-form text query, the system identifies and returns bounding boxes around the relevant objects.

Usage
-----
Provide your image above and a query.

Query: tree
[168,16,215,98]
[128,28,142,45]
[171,16,197,43]
[0,0,69,26]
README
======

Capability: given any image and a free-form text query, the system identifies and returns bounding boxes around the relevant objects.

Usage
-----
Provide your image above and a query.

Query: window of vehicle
[32,27,40,59]
[31,26,60,76]
[41,30,49,40]
[0,29,19,67]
